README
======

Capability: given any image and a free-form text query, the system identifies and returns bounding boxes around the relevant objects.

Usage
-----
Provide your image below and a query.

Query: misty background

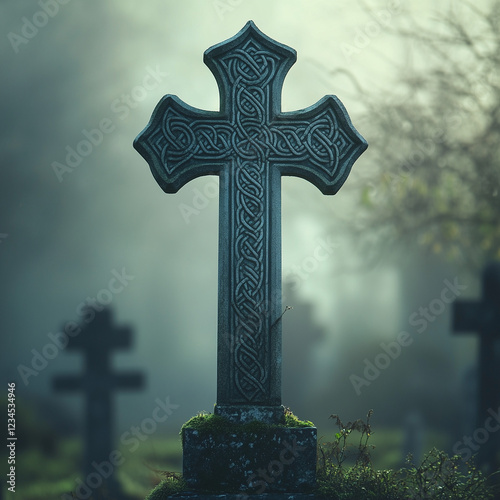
[0,0,491,484]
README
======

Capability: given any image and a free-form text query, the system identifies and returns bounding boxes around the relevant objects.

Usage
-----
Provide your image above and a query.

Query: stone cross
[453,262,500,472]
[134,21,367,423]
[53,308,144,496]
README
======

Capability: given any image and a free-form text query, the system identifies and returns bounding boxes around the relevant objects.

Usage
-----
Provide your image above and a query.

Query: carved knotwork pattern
[146,39,359,402]
[227,42,274,401]
[233,159,267,400]
[151,103,350,179]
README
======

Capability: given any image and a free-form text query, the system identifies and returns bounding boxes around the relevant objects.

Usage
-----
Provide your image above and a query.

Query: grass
[10,410,499,499]
[147,410,499,500]
[315,410,497,499]
[8,435,182,500]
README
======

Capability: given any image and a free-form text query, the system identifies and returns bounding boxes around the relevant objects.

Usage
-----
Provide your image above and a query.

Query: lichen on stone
[180,410,314,442]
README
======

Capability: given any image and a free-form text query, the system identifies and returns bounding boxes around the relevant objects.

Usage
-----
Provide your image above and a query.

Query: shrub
[316,410,497,500]
[147,409,498,499]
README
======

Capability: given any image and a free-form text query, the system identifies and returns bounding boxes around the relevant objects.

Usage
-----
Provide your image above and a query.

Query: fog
[0,0,480,452]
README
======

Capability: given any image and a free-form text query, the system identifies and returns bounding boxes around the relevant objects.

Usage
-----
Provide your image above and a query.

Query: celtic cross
[134,21,367,422]
[53,308,144,495]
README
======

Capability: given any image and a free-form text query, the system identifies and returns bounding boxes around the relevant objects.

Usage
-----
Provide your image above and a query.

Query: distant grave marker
[53,308,144,498]
[401,410,424,466]
[453,262,500,473]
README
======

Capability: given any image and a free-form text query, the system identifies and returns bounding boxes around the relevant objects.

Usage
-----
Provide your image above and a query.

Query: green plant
[179,408,314,441]
[283,406,315,428]
[145,409,498,499]
[144,472,185,500]
[316,409,497,500]
[320,408,375,468]
[397,448,498,500]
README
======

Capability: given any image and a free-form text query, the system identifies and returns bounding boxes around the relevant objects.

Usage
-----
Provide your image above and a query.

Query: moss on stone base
[144,476,185,500]
[180,410,314,442]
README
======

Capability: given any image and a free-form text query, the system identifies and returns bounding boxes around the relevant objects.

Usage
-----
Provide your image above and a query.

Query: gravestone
[460,365,478,440]
[401,410,424,466]
[453,262,500,473]
[134,21,367,495]
[53,308,144,499]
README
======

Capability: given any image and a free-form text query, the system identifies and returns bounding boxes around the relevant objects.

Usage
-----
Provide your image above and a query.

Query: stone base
[215,404,285,424]
[183,426,317,494]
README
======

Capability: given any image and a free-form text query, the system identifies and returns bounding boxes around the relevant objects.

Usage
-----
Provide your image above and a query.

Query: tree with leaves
[341,1,500,271]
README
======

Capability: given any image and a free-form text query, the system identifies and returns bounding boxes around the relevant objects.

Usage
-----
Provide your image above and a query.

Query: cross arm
[134,95,233,193]
[272,95,367,194]
[65,326,133,351]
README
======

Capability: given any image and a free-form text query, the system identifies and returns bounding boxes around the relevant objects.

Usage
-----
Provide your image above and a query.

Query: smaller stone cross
[453,262,500,473]
[53,308,144,497]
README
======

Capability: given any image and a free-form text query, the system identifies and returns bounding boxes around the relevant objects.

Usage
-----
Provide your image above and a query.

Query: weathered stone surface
[182,426,317,494]
[134,20,367,408]
[215,404,285,424]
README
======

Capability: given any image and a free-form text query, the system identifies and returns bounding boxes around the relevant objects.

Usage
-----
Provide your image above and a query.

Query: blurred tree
[317,336,459,434]
[282,282,326,420]
[339,1,500,271]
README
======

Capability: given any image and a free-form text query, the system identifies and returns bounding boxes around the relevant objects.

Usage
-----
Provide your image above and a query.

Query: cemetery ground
[7,409,497,499]
[5,432,181,499]
[146,412,496,499]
